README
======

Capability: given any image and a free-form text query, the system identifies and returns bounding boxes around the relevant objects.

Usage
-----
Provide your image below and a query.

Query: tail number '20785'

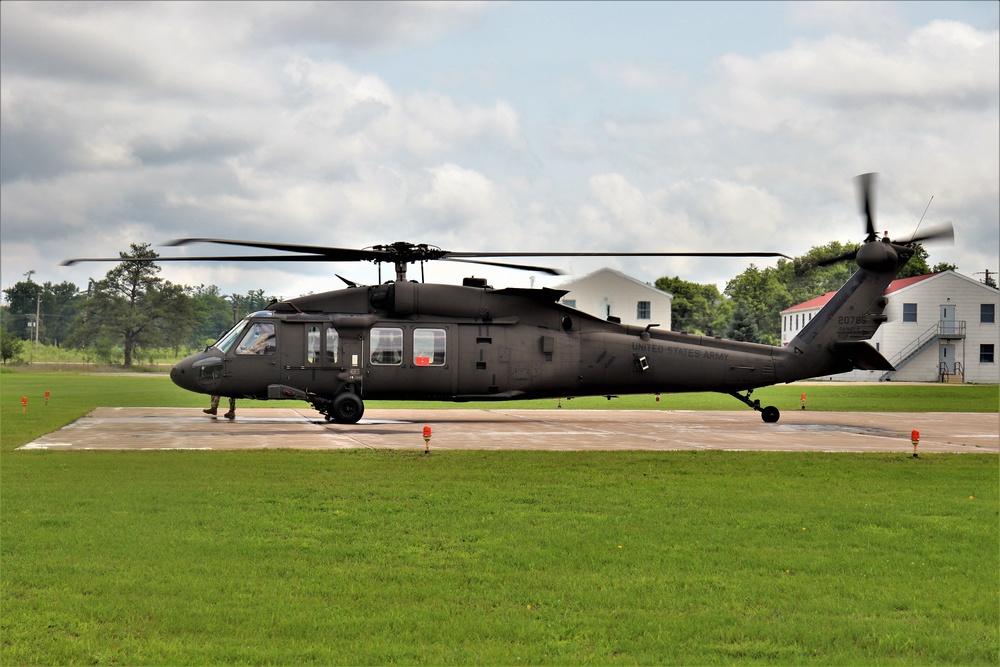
[838,315,868,325]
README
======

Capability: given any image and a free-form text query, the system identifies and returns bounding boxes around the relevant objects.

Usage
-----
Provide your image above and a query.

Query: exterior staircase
[880,320,966,382]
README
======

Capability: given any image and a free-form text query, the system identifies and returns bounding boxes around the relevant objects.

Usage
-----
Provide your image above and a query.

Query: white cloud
[1,2,996,300]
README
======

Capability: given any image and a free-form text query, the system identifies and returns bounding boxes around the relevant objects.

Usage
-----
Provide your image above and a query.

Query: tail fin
[779,241,914,379]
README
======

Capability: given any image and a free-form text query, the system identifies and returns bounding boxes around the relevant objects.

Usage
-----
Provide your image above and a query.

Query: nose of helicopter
[170,353,223,395]
[170,355,200,393]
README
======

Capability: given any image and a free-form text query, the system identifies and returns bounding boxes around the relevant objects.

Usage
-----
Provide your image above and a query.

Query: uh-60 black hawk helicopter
[65,173,953,424]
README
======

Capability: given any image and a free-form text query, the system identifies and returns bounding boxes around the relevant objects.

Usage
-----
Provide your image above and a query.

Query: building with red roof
[780,271,998,383]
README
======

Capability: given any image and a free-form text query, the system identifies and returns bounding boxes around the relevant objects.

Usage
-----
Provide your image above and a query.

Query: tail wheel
[332,393,365,424]
[761,406,780,423]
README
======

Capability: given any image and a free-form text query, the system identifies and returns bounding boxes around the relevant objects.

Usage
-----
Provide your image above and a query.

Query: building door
[940,304,957,335]
[939,344,956,374]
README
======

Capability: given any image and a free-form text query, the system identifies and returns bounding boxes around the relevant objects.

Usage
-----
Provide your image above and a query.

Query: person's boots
[223,410,235,420]
[203,407,217,415]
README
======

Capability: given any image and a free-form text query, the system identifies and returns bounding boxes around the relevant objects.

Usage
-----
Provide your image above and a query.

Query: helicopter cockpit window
[326,328,339,364]
[236,322,276,356]
[413,328,446,366]
[215,321,249,354]
[370,327,402,365]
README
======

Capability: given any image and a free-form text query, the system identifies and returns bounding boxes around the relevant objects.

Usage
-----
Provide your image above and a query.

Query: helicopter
[64,173,953,424]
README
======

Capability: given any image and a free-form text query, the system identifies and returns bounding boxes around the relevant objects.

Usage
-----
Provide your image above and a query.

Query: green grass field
[2,371,998,665]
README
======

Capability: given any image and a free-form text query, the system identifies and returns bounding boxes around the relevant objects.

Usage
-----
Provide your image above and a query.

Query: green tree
[2,277,42,341]
[1,327,24,364]
[897,244,931,279]
[2,278,83,345]
[727,301,762,343]
[69,243,194,366]
[654,276,733,335]
[188,285,237,349]
[723,264,789,346]
[238,288,281,315]
[774,241,858,305]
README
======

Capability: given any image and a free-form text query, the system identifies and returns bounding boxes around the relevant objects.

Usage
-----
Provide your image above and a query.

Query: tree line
[1,241,960,365]
[1,243,280,365]
[660,241,957,345]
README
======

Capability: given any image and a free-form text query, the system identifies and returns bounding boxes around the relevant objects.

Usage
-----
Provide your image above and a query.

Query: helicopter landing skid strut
[729,390,780,423]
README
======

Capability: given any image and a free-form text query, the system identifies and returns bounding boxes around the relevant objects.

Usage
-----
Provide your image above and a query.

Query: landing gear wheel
[331,393,365,424]
[761,406,780,423]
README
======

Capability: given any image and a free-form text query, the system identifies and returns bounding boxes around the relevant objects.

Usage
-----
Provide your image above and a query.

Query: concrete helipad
[17,407,999,454]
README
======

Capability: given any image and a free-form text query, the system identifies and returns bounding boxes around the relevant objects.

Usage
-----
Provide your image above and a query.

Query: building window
[902,303,917,322]
[563,299,576,309]
[413,328,446,366]
[370,327,403,365]
[637,301,651,320]
[981,344,995,364]
[981,303,996,324]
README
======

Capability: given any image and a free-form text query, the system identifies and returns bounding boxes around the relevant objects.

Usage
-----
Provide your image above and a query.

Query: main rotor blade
[61,254,336,266]
[443,251,793,260]
[166,238,388,262]
[443,257,564,275]
[856,172,878,242]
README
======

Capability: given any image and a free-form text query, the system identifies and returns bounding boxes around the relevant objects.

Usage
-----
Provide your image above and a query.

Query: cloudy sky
[2,1,997,301]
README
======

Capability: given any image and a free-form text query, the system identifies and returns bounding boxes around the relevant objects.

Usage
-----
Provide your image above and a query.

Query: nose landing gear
[729,390,781,423]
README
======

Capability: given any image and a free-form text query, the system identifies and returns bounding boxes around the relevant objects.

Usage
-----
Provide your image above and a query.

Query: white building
[556,268,673,330]
[781,271,999,383]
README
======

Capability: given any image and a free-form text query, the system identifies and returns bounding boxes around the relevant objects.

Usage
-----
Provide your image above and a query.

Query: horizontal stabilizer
[829,342,894,371]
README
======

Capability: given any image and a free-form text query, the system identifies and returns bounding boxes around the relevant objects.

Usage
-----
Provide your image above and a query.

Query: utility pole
[35,292,41,356]
[974,269,997,288]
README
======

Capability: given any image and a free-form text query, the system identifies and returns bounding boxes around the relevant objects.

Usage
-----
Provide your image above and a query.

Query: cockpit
[213,312,274,354]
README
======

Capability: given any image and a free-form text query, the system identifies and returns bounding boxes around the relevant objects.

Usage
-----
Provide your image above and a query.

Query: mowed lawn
[1,371,998,665]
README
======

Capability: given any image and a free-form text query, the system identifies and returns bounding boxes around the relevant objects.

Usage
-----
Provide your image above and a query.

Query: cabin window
[981,304,996,324]
[326,328,339,364]
[236,322,276,355]
[370,327,403,365]
[981,344,995,364]
[306,326,321,364]
[637,301,651,320]
[413,328,446,366]
[902,303,917,323]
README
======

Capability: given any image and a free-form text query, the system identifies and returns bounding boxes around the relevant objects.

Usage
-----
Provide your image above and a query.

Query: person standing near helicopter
[202,330,237,419]
[204,395,236,420]
[202,323,274,419]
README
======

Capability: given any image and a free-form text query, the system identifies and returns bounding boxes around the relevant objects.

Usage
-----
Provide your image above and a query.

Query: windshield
[215,320,249,354]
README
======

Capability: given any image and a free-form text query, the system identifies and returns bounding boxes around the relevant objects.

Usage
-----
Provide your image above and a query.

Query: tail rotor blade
[897,221,955,246]
[816,250,859,267]
[856,172,878,242]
